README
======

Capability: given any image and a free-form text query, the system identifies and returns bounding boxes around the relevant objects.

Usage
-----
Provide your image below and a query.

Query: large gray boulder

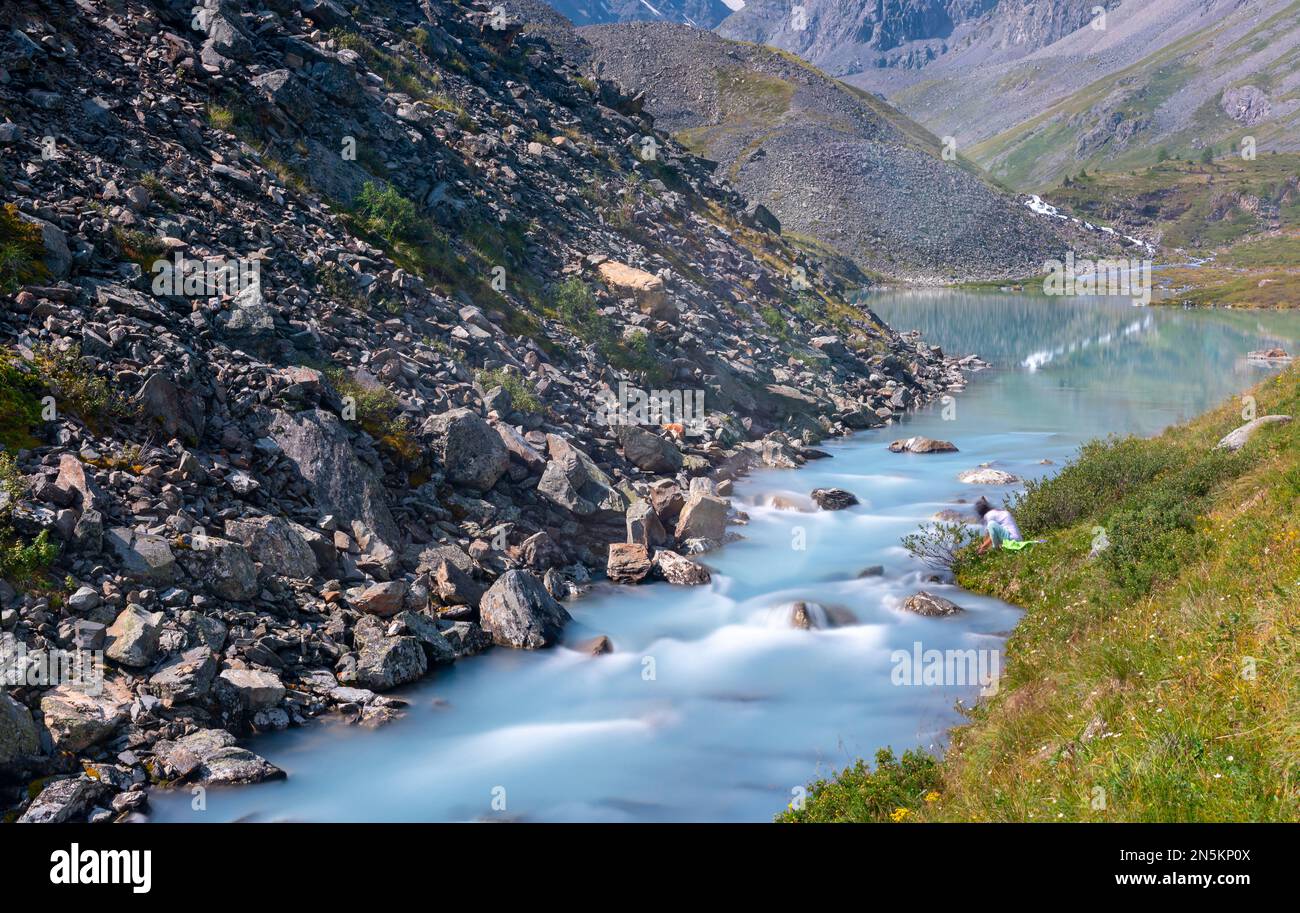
[194,537,259,601]
[674,492,729,541]
[105,527,176,584]
[1216,415,1292,452]
[218,668,286,710]
[0,693,39,768]
[479,570,571,649]
[615,425,683,473]
[105,604,163,667]
[268,408,399,549]
[149,647,218,706]
[39,679,133,752]
[153,728,284,785]
[352,617,428,691]
[224,516,319,580]
[537,434,628,517]
[423,408,508,492]
[18,776,110,823]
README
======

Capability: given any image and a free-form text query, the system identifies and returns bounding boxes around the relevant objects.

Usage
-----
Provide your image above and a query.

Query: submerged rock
[810,488,859,510]
[901,591,964,617]
[957,468,1020,484]
[889,437,957,454]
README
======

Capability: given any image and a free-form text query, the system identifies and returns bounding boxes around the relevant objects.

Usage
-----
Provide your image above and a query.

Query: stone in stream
[889,436,958,454]
[576,634,614,656]
[674,492,729,541]
[901,591,965,617]
[957,468,1020,485]
[1215,415,1292,452]
[810,488,859,510]
[651,549,711,586]
[478,569,572,649]
[607,543,653,584]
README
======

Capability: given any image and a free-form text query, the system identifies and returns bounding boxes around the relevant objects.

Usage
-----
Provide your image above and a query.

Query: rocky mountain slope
[715,0,1300,192]
[0,0,975,822]
[574,20,1119,281]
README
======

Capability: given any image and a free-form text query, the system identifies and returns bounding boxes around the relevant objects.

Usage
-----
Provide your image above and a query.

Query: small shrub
[0,204,48,294]
[903,521,981,574]
[111,227,167,273]
[476,368,541,414]
[0,530,56,584]
[32,344,122,424]
[0,353,44,450]
[351,181,420,247]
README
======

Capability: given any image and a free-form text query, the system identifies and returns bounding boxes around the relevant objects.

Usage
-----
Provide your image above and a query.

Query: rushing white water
[148,290,1300,823]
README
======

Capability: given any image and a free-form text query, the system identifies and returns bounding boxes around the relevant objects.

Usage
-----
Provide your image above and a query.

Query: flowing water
[150,290,1300,822]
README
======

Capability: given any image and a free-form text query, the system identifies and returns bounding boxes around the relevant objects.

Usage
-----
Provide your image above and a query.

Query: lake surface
[150,291,1300,822]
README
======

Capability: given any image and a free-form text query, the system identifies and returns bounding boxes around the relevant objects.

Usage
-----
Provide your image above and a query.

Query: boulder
[354,580,408,617]
[651,549,711,586]
[889,437,957,454]
[353,633,427,691]
[674,492,729,541]
[648,479,685,521]
[478,569,571,649]
[625,499,667,547]
[104,604,163,667]
[218,668,286,710]
[197,538,259,601]
[149,647,218,706]
[53,453,104,512]
[18,776,110,823]
[268,408,399,550]
[136,372,205,442]
[537,434,628,517]
[0,693,40,767]
[607,543,652,584]
[153,728,283,784]
[105,527,176,584]
[224,516,319,580]
[39,679,133,752]
[596,260,673,319]
[957,468,1020,485]
[393,611,457,665]
[811,488,859,510]
[901,591,964,617]
[1216,415,1292,452]
[615,425,683,473]
[423,407,509,492]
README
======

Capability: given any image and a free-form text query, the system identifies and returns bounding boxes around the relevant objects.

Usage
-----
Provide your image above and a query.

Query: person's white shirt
[984,509,1022,541]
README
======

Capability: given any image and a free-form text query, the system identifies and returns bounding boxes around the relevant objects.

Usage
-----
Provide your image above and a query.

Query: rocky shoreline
[0,0,975,823]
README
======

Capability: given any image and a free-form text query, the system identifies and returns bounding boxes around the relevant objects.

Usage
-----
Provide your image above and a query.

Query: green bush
[777,748,943,823]
[0,354,44,450]
[352,182,420,247]
[0,530,56,584]
[33,344,122,424]
[476,368,541,414]
[0,204,48,294]
[1011,436,1177,534]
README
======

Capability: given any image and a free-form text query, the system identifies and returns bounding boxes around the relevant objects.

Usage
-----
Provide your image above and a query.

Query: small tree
[902,521,981,573]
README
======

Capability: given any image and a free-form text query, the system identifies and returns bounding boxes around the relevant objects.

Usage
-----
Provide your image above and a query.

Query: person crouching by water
[974,496,1024,554]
